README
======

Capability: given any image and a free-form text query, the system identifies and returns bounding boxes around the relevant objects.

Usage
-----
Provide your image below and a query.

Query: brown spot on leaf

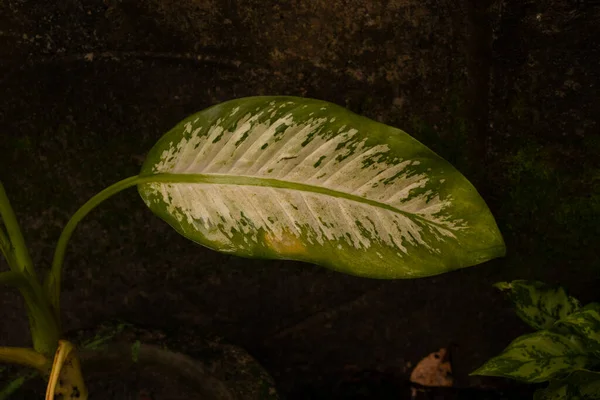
[264,230,305,255]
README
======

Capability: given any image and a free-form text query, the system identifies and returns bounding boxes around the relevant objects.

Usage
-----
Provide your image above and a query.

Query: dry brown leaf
[409,347,453,387]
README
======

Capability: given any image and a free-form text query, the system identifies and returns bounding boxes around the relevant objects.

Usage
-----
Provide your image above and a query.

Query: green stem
[0,182,36,279]
[21,280,61,357]
[0,370,38,400]
[46,173,234,323]
[0,347,50,374]
[0,225,13,266]
[45,176,142,320]
[0,270,21,286]
[0,183,60,357]
[0,271,21,287]
[0,271,60,357]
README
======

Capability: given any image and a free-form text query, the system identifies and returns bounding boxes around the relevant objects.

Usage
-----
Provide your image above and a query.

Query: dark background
[1,0,599,397]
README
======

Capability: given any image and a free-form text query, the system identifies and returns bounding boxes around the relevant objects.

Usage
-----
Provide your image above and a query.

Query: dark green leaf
[472,330,593,383]
[554,303,600,356]
[534,370,600,400]
[494,280,581,330]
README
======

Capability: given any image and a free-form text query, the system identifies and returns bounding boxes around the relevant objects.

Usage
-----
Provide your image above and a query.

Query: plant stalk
[46,340,87,400]
[0,225,14,267]
[45,176,142,320]
[0,271,61,357]
[46,174,223,327]
[0,183,61,357]
[0,347,50,375]
[0,182,36,279]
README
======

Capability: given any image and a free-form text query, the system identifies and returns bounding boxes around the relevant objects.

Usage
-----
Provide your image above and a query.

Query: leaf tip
[493,281,512,291]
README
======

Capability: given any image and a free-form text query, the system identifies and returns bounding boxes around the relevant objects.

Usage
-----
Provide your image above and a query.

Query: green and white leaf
[138,96,505,279]
[494,280,581,330]
[472,330,594,383]
[534,370,600,400]
[554,303,600,356]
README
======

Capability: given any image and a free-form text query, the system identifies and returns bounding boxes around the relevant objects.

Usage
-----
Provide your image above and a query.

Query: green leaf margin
[472,330,593,383]
[495,280,581,330]
[534,370,600,400]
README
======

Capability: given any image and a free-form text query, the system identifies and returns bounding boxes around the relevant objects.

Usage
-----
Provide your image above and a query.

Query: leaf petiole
[46,176,142,321]
[0,270,60,357]
[45,174,221,324]
[0,224,13,266]
[0,182,36,279]
[0,347,50,374]
[0,271,24,287]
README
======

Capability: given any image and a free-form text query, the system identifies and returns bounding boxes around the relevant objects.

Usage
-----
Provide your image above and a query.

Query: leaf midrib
[139,173,453,231]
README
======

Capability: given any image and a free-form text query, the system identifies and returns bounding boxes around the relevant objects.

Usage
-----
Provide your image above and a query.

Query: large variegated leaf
[495,280,582,330]
[554,303,600,356]
[472,330,594,383]
[138,96,505,278]
[534,370,600,400]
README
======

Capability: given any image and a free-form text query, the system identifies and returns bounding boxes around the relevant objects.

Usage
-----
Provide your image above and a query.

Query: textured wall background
[1,0,598,396]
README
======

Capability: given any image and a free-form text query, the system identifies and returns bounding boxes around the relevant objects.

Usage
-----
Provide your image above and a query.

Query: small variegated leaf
[534,370,600,400]
[471,330,593,383]
[494,280,581,330]
[554,303,600,356]
[138,96,505,278]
